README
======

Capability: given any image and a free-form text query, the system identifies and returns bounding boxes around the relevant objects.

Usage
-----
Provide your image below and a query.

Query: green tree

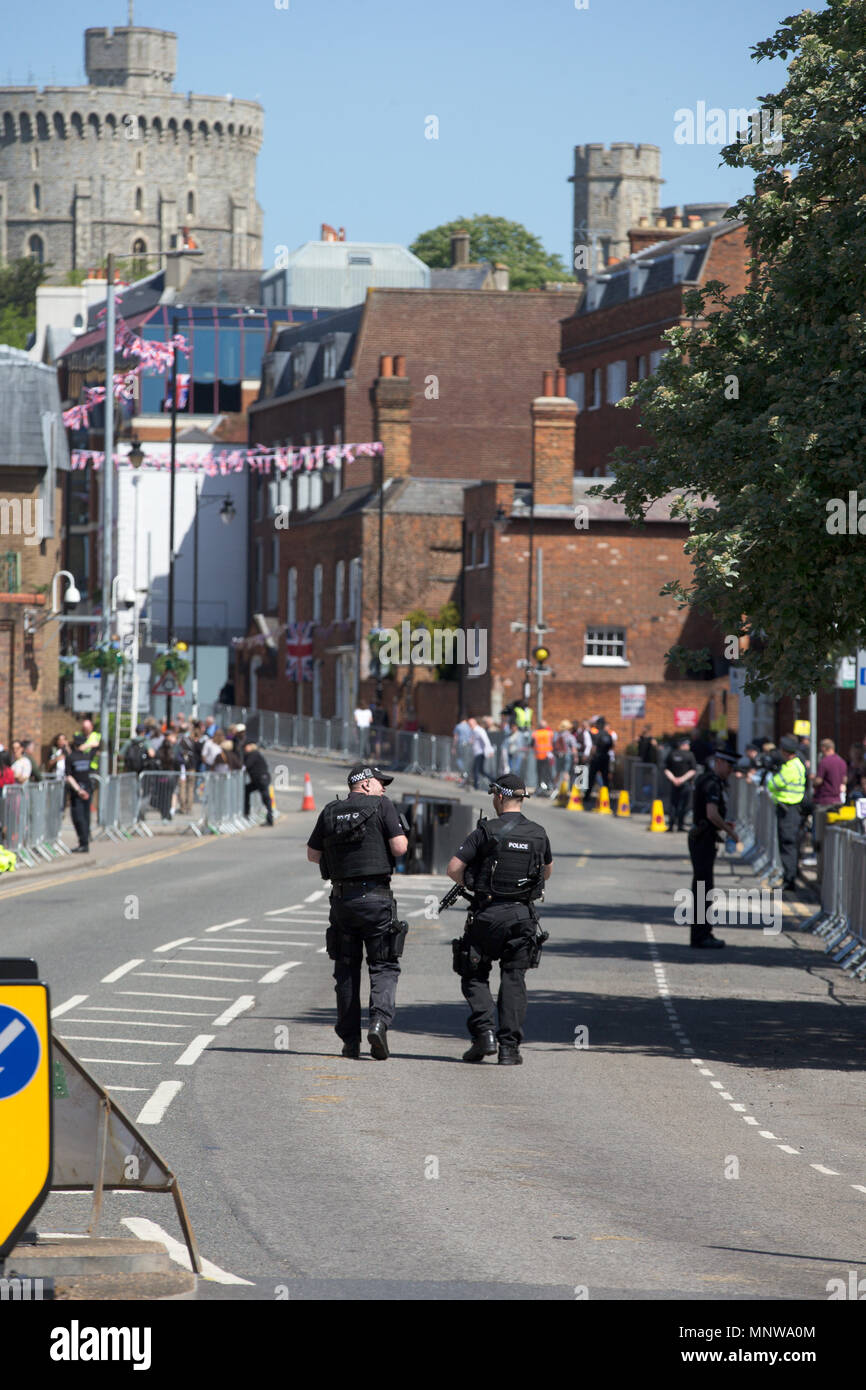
[595,0,866,698]
[410,215,575,291]
[0,257,45,349]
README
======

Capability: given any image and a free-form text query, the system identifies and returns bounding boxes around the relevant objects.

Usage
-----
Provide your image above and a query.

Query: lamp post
[98,252,116,781]
[190,487,236,719]
[110,575,135,769]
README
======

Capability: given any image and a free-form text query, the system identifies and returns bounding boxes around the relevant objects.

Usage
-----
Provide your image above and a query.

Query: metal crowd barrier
[622,757,662,813]
[0,779,72,867]
[805,827,866,979]
[729,777,783,885]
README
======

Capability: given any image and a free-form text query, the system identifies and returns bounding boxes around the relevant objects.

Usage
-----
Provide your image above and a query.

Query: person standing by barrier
[65,733,93,853]
[553,721,577,784]
[586,718,613,806]
[452,716,472,782]
[686,751,738,948]
[664,735,697,831]
[766,734,806,891]
[446,774,552,1066]
[468,716,493,790]
[306,764,408,1060]
[243,739,273,826]
[532,720,554,795]
[46,733,69,782]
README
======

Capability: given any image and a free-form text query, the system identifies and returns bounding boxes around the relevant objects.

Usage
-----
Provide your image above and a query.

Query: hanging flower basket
[154,648,191,683]
[78,645,126,675]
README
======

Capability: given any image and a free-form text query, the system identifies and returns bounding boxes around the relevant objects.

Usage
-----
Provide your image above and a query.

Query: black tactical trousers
[687,826,717,945]
[776,803,801,887]
[669,783,691,829]
[244,777,272,823]
[460,905,535,1047]
[70,793,91,849]
[329,887,399,1042]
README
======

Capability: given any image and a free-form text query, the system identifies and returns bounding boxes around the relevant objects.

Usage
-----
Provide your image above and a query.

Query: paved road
[13,754,866,1300]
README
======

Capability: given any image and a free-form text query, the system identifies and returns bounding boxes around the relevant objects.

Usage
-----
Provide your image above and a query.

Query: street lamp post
[166,311,179,725]
[99,253,116,780]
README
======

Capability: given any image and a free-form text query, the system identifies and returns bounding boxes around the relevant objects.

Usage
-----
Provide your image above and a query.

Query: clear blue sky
[5,0,794,269]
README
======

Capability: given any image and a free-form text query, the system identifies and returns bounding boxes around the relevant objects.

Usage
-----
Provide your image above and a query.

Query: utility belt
[452,901,548,974]
[690,819,720,840]
[326,889,408,965]
[330,876,391,898]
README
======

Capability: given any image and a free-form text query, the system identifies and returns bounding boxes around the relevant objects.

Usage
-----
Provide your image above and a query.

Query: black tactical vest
[320,798,393,881]
[470,816,547,902]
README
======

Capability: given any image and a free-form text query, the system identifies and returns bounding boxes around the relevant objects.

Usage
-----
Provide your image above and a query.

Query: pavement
[5,751,864,1302]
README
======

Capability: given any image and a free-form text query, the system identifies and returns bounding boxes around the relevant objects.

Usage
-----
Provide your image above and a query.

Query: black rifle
[438,881,476,914]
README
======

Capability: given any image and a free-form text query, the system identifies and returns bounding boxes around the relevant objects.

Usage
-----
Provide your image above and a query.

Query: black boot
[341,1039,361,1059]
[367,1019,390,1060]
[498,1044,523,1066]
[462,1029,497,1063]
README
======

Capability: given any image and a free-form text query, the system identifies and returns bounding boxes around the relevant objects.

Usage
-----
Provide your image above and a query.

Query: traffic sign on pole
[0,977,52,1256]
[151,671,185,697]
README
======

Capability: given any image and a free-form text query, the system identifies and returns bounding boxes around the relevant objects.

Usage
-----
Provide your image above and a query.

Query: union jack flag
[163,373,190,411]
[286,620,314,681]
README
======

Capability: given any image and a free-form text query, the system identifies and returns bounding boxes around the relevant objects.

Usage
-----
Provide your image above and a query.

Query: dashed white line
[759,1131,778,1139]
[86,1006,213,1017]
[132,972,250,983]
[258,961,302,984]
[51,995,88,1018]
[178,945,279,955]
[743,1117,759,1125]
[264,907,294,916]
[778,1145,799,1155]
[154,937,196,953]
[211,995,255,1027]
[101,959,144,984]
[57,1035,179,1046]
[63,1019,192,1030]
[175,1034,215,1066]
[136,1080,184,1125]
[730,1103,747,1112]
[121,1217,253,1285]
[205,918,250,934]
[104,1086,149,1092]
[851,1185,866,1194]
[79,1058,160,1066]
[304,890,325,902]
[811,1164,840,1175]
[119,991,233,1002]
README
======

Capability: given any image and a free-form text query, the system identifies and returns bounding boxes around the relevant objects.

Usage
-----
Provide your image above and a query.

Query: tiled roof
[579,218,744,314]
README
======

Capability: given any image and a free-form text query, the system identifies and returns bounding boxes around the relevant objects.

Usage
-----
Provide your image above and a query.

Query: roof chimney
[542,369,554,398]
[373,356,411,481]
[393,354,407,378]
[321,223,338,242]
[451,229,470,267]
[492,262,510,291]
[379,354,393,378]
[555,367,567,397]
[532,379,577,505]
[687,214,703,228]
[338,227,346,241]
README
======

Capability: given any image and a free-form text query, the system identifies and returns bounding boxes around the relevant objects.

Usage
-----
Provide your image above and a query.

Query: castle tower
[0,17,263,281]
[569,143,664,281]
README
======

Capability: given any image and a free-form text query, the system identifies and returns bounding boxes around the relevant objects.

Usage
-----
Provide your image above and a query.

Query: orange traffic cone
[555,776,571,807]
[566,781,584,810]
[648,798,666,832]
[616,790,630,817]
[596,785,612,815]
[301,773,316,811]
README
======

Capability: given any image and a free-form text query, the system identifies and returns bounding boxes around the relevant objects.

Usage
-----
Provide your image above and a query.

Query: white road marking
[104,1086,149,1092]
[778,1145,799,1154]
[121,1217,253,1285]
[101,959,145,983]
[710,1082,724,1090]
[178,945,279,955]
[810,1163,840,1175]
[265,907,295,916]
[57,1035,179,1046]
[212,996,255,1027]
[759,1131,778,1139]
[316,946,327,954]
[852,1185,866,1194]
[227,927,325,936]
[743,1117,759,1125]
[205,918,250,933]
[218,935,324,943]
[154,937,196,953]
[259,961,302,983]
[86,1006,213,1016]
[730,1104,747,1112]
[137,1080,184,1125]
[63,1019,192,1029]
[79,1058,160,1066]
[719,1092,734,1100]
[304,890,325,902]
[163,958,266,969]
[132,972,250,983]
[51,995,89,1018]
[119,990,233,1002]
[699,1069,714,1076]
[175,1034,214,1066]
[257,917,327,925]
[39,1231,90,1238]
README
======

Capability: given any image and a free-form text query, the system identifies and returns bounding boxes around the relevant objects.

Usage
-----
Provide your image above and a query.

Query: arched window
[52,112,65,139]
[186,189,195,216]
[20,112,32,142]
[87,112,100,139]
[72,312,83,330]
[28,234,44,264]
[134,186,143,213]
[188,154,194,173]
[131,237,147,277]
[286,567,297,625]
[32,183,40,210]
[135,150,143,173]
[36,111,48,139]
[70,112,83,138]
[105,113,117,138]
[334,560,345,622]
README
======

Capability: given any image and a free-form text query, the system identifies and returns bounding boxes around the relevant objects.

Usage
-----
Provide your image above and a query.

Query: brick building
[239,286,577,720]
[560,218,749,475]
[0,346,70,755]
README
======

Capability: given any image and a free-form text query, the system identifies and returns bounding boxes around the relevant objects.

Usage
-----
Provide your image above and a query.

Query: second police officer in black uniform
[687,750,738,949]
[446,773,553,1066]
[306,764,408,1061]
[65,732,94,853]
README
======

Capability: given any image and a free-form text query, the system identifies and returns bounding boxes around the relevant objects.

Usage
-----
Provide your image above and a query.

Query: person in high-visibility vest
[531,722,554,795]
[766,734,807,890]
[513,702,533,731]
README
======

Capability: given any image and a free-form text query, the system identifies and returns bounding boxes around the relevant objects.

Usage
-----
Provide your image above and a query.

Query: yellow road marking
[303,1095,344,1103]
[0,835,221,901]
[592,1235,640,1242]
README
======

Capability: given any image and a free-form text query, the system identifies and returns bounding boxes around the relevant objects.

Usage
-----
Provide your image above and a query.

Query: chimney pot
[542,369,554,398]
[379,354,393,378]
[555,367,567,397]
[670,216,683,229]
[451,229,471,267]
[687,214,703,227]
[655,217,667,228]
[638,215,649,227]
[393,354,406,378]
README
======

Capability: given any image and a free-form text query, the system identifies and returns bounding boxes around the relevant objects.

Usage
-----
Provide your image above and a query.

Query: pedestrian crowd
[451,703,617,798]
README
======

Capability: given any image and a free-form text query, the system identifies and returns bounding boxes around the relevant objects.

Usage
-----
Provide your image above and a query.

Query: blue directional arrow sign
[0,1004,42,1100]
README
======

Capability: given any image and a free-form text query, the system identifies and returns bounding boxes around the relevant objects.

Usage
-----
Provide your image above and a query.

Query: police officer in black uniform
[446,773,552,1066]
[242,738,273,825]
[65,732,93,853]
[687,750,738,948]
[306,764,408,1060]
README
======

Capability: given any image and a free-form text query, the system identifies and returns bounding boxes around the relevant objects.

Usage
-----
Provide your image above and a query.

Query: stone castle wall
[571,142,664,279]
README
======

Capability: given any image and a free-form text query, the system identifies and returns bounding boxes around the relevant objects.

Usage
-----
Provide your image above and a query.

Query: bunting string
[68,442,384,473]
